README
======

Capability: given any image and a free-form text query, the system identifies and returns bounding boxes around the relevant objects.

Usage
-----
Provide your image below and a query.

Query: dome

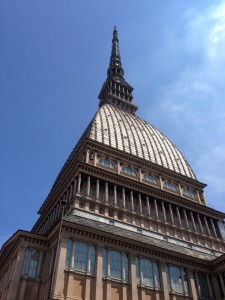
[88,104,196,180]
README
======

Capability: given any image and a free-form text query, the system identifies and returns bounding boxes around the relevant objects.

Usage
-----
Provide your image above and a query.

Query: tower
[1,28,225,300]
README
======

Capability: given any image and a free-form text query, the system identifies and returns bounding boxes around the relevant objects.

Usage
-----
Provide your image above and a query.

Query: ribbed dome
[88,104,196,179]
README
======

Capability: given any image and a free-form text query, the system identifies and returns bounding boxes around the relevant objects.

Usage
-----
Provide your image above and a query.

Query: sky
[1,0,225,248]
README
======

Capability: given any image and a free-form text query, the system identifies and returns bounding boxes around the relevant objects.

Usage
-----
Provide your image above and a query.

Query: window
[28,250,40,278]
[99,158,115,169]
[65,240,96,274]
[74,241,88,271]
[121,166,137,177]
[65,239,73,268]
[163,181,177,191]
[136,257,160,288]
[110,250,122,279]
[143,174,158,184]
[102,248,129,282]
[166,264,189,295]
[196,272,214,299]
[183,188,196,199]
[21,248,41,279]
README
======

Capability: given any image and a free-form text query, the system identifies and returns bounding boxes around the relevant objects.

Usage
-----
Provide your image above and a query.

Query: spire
[98,27,138,114]
[107,26,124,78]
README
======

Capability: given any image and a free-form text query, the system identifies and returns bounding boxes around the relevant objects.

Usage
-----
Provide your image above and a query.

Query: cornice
[62,220,212,272]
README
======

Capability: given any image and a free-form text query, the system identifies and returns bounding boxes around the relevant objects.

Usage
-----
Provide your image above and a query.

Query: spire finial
[108,26,123,77]
[98,27,138,114]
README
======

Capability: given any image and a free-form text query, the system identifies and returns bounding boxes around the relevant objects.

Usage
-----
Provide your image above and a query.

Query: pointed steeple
[107,26,124,78]
[98,27,138,114]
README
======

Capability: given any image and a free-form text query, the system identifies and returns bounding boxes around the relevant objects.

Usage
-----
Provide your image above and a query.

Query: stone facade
[1,27,225,300]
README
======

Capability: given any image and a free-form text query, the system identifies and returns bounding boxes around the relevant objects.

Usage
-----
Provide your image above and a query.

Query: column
[73,178,77,196]
[122,188,126,208]
[162,201,166,222]
[197,214,204,234]
[85,149,90,163]
[96,179,99,199]
[77,173,81,194]
[169,204,174,225]
[107,250,111,300]
[95,246,103,300]
[176,207,182,227]
[93,152,97,166]
[219,273,225,298]
[154,199,159,219]
[187,269,198,300]
[204,217,211,235]
[130,255,138,300]
[190,212,197,231]
[84,245,92,300]
[210,218,218,237]
[105,182,109,203]
[138,194,142,214]
[159,262,170,300]
[122,254,127,300]
[69,183,73,201]
[52,238,68,298]
[206,274,213,299]
[131,191,134,211]
[7,246,26,300]
[195,271,201,297]
[114,185,117,205]
[87,176,91,196]
[183,209,189,229]
[146,196,150,216]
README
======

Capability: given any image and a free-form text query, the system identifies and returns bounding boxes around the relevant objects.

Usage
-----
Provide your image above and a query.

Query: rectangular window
[166,264,190,295]
[136,257,140,284]
[28,250,40,278]
[65,239,73,268]
[110,250,122,280]
[74,241,88,272]
[142,258,154,287]
[90,245,96,274]
[102,248,107,277]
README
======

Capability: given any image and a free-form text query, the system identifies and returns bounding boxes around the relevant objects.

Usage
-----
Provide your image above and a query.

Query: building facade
[1,27,225,300]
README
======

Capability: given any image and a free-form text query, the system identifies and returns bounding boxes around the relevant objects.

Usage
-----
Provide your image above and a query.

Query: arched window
[183,188,196,199]
[163,181,177,191]
[98,158,115,169]
[143,174,158,184]
[121,166,137,177]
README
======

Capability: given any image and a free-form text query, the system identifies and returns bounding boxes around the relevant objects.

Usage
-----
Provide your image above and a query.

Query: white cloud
[146,2,225,209]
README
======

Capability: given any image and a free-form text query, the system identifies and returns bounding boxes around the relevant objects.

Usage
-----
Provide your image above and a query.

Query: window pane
[65,239,73,268]
[136,257,140,284]
[28,250,40,278]
[102,248,107,277]
[90,245,96,274]
[198,272,211,298]
[182,269,189,294]
[99,158,115,169]
[154,261,160,288]
[74,241,88,271]
[124,254,129,282]
[110,250,122,279]
[170,266,183,294]
[21,249,29,276]
[165,265,171,289]
[142,258,154,287]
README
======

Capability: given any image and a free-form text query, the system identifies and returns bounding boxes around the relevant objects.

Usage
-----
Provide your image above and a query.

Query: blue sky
[1,0,225,248]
